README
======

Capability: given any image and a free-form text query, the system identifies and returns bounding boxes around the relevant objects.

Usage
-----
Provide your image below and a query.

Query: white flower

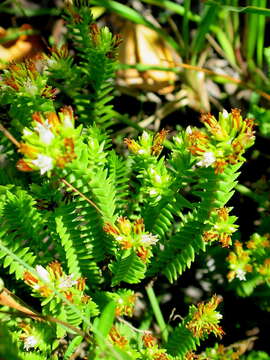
[34,120,55,145]
[62,113,73,129]
[32,154,53,175]
[197,71,204,80]
[197,151,216,168]
[141,131,150,142]
[222,109,229,118]
[35,265,50,282]
[116,235,124,242]
[149,168,155,176]
[59,274,77,289]
[24,80,38,96]
[23,128,33,136]
[235,269,246,281]
[138,149,146,155]
[186,126,193,135]
[154,174,162,183]
[141,233,159,246]
[149,188,158,196]
[24,335,38,351]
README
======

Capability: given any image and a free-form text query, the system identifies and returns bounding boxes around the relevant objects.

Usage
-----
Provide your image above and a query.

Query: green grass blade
[183,0,191,59]
[256,0,267,67]
[96,302,116,339]
[191,2,219,62]
[205,1,270,16]
[215,28,237,66]
[146,284,168,343]
[140,0,200,22]
[246,0,263,69]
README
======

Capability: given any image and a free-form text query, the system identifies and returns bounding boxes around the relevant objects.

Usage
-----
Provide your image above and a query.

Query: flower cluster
[186,295,225,339]
[227,241,252,281]
[108,290,137,317]
[142,332,172,360]
[109,326,128,348]
[186,109,255,173]
[124,129,169,158]
[18,323,42,352]
[2,57,55,98]
[103,217,159,262]
[227,233,270,282]
[23,261,89,305]
[18,321,52,353]
[143,163,172,203]
[194,343,244,360]
[203,207,238,247]
[17,106,79,175]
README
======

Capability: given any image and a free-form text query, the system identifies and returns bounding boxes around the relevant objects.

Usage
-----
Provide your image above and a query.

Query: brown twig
[0,309,86,337]
[0,122,20,148]
[61,178,102,215]
[177,62,270,102]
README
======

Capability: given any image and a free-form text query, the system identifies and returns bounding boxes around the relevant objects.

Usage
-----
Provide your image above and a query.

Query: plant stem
[146,283,168,343]
[61,178,103,215]
[0,123,20,148]
[118,63,270,102]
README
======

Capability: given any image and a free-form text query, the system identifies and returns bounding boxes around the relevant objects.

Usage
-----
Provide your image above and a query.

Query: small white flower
[197,151,216,168]
[63,113,73,128]
[138,149,146,155]
[24,80,38,96]
[149,189,158,196]
[149,168,155,175]
[116,235,124,242]
[154,174,162,183]
[141,233,159,246]
[23,128,33,136]
[59,274,77,289]
[34,120,55,145]
[141,131,150,142]
[35,265,50,282]
[32,155,53,175]
[186,126,193,135]
[222,109,229,118]
[197,71,204,80]
[24,335,38,351]
[235,269,246,281]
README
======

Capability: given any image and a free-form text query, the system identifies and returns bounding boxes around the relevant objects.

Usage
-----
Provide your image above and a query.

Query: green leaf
[96,301,116,339]
[111,252,146,286]
[205,1,270,16]
[63,336,84,360]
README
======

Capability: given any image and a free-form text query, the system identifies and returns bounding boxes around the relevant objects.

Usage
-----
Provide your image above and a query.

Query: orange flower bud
[23,271,38,286]
[109,326,128,348]
[103,223,120,236]
[124,138,142,154]
[77,277,86,291]
[117,216,132,235]
[16,159,34,172]
[19,143,38,158]
[133,219,145,234]
[49,261,63,278]
[47,112,60,128]
[136,246,148,262]
[142,333,156,348]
